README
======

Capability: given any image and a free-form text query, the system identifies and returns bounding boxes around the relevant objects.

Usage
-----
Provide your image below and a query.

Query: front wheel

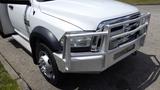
[35,43,63,85]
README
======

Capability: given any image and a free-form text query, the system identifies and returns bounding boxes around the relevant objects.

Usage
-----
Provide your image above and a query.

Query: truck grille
[92,13,141,51]
[108,13,140,36]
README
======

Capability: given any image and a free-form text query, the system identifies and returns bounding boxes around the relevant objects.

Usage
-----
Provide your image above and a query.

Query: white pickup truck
[0,0,150,84]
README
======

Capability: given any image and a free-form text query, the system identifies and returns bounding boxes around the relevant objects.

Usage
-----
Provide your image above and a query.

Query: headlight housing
[70,36,92,48]
[60,35,92,52]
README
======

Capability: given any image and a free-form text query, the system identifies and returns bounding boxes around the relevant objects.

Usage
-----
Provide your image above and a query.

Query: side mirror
[0,0,31,5]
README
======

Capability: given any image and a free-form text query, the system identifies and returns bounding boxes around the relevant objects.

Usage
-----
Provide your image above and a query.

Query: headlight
[60,36,92,48]
[70,36,92,48]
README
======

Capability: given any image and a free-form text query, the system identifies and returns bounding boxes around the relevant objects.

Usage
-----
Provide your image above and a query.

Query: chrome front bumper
[53,13,151,73]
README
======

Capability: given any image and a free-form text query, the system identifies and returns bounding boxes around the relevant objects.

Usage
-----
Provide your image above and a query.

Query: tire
[35,42,64,85]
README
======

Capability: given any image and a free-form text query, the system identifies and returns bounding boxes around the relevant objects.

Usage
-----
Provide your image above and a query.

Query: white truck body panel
[7,0,139,40]
[28,7,83,40]
[8,4,31,37]
[39,0,139,30]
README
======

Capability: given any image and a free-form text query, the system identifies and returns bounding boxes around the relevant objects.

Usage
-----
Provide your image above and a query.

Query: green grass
[0,62,20,90]
[119,0,160,4]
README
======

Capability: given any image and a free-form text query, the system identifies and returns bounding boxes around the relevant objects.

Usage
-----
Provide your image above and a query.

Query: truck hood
[39,0,139,31]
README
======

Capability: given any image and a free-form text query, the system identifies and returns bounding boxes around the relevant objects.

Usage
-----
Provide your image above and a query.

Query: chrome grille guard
[62,13,151,70]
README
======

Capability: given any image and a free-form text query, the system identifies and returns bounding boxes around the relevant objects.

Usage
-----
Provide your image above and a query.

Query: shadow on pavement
[8,39,160,90]
[9,39,32,56]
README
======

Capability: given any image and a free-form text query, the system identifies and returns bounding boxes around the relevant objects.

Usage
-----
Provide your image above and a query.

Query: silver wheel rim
[38,51,55,79]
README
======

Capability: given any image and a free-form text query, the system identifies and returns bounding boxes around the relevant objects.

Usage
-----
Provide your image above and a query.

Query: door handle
[9,5,14,10]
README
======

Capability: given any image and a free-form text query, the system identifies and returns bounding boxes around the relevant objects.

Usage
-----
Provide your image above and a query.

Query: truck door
[7,4,31,39]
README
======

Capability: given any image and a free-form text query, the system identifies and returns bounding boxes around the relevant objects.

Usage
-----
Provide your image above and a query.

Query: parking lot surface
[0,5,160,90]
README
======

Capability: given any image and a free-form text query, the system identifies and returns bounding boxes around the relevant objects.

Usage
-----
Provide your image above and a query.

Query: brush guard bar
[60,13,151,71]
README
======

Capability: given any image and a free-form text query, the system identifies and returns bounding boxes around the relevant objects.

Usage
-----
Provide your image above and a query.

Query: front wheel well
[29,27,62,64]
[30,37,42,64]
[30,37,59,65]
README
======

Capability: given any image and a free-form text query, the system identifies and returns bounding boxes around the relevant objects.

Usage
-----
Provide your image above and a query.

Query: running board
[12,35,32,53]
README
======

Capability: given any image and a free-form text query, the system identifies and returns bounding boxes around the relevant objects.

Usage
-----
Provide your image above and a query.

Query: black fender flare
[30,26,62,64]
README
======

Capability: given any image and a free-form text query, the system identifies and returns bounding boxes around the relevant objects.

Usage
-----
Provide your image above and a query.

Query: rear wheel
[35,43,63,85]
